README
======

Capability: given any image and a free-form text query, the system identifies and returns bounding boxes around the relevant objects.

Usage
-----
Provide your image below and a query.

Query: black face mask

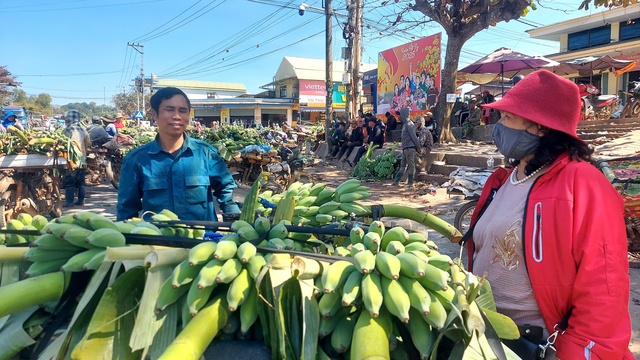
[492,123,541,161]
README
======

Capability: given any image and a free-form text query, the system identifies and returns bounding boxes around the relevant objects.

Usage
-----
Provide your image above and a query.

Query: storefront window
[280,86,287,98]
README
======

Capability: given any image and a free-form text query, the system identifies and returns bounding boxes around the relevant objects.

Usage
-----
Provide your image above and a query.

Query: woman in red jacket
[466,69,633,359]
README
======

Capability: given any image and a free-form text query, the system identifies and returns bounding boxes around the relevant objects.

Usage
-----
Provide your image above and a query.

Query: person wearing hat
[464,70,633,360]
[461,99,482,139]
[415,115,433,174]
[117,87,240,221]
[102,115,118,137]
[114,112,125,130]
[87,116,112,148]
[335,118,364,163]
[62,110,91,207]
[352,115,384,166]
[1,111,25,132]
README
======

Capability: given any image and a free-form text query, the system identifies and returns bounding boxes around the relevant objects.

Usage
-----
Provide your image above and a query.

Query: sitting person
[327,122,346,159]
[335,119,364,163]
[353,116,385,166]
[462,99,482,139]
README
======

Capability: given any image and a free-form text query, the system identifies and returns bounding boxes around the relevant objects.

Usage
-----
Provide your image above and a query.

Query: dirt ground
[302,162,640,357]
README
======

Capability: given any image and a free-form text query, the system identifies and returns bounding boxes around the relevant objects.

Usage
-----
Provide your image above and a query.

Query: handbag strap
[459,188,498,248]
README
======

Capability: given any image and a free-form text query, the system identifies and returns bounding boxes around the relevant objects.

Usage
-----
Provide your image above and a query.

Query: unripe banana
[340,202,369,216]
[227,269,252,312]
[398,276,432,316]
[213,240,238,261]
[318,201,341,214]
[418,263,450,292]
[404,242,431,254]
[339,191,371,203]
[327,209,348,218]
[297,196,316,207]
[186,276,216,317]
[237,226,260,243]
[375,252,402,280]
[115,221,137,234]
[334,179,361,198]
[85,228,126,247]
[422,290,447,330]
[231,220,253,232]
[350,307,392,359]
[425,254,454,272]
[236,242,257,263]
[334,246,351,257]
[171,259,204,288]
[82,250,106,270]
[188,241,217,266]
[31,215,48,230]
[353,250,375,274]
[246,254,266,279]
[362,232,381,253]
[71,212,94,226]
[408,249,431,264]
[282,238,295,250]
[130,226,161,235]
[159,226,175,236]
[33,234,84,251]
[267,238,286,250]
[25,258,67,277]
[215,258,242,284]
[308,182,327,196]
[46,223,78,238]
[319,307,350,338]
[159,208,180,220]
[17,213,33,226]
[239,285,259,334]
[408,308,437,358]
[151,213,173,222]
[425,240,439,251]
[155,277,189,313]
[86,214,119,231]
[61,248,105,272]
[361,272,383,318]
[267,221,288,240]
[341,271,363,307]
[174,227,193,238]
[367,220,385,238]
[396,252,427,278]
[385,240,405,254]
[349,243,366,257]
[315,214,333,223]
[195,259,224,289]
[380,226,410,250]
[331,313,359,353]
[318,291,342,318]
[22,248,79,262]
[380,277,411,323]
[322,260,357,294]
[134,221,163,235]
[253,216,270,239]
[313,188,335,206]
[407,232,427,244]
[61,227,96,249]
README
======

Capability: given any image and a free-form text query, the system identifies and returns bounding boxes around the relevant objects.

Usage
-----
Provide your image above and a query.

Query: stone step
[416,173,450,184]
[429,163,459,176]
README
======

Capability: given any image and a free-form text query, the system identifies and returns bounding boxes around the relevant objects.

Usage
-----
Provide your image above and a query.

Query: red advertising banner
[377,33,442,118]
[299,80,326,108]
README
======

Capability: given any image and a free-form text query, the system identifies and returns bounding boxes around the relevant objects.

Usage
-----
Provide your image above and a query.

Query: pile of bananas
[257,179,371,226]
[312,220,473,358]
[0,127,82,162]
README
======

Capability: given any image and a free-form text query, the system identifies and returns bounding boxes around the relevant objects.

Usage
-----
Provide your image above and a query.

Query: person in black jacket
[327,121,346,159]
[352,116,385,166]
[336,119,363,163]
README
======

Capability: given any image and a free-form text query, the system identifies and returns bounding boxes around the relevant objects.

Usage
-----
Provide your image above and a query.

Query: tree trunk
[433,33,465,143]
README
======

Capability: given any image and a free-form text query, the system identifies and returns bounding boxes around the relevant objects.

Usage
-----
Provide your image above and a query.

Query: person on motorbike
[117,87,240,221]
[1,111,25,132]
[87,116,112,148]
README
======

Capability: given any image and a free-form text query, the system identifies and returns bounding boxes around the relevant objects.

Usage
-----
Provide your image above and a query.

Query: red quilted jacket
[467,152,634,360]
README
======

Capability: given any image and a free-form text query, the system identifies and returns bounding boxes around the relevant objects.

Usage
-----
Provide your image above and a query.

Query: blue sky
[2,0,595,106]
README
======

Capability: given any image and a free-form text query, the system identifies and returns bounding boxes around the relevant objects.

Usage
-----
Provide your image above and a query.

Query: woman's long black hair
[519,129,593,175]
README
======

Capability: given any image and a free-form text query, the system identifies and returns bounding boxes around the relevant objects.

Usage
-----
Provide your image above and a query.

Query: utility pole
[325,0,333,144]
[345,0,354,120]
[128,42,145,116]
[353,0,362,116]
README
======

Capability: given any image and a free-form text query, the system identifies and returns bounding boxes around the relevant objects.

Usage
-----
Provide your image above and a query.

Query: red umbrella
[459,47,559,94]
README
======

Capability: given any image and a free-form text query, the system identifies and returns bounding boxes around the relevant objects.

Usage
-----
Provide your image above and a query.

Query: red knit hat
[483,69,582,140]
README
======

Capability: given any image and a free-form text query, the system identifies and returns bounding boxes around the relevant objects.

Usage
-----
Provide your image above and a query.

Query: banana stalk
[0,246,29,262]
[381,205,462,243]
[0,271,70,318]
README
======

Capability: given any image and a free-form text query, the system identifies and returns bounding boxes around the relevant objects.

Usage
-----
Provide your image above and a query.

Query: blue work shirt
[116,135,240,221]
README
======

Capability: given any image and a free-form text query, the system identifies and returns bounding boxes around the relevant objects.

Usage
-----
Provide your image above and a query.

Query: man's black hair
[150,87,191,113]
[385,111,391,117]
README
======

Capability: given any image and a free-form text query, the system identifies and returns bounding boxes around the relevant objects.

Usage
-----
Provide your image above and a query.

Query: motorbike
[85,135,133,190]
[578,83,619,121]
[617,81,640,119]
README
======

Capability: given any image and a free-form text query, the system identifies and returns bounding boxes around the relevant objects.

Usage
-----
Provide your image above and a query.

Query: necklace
[510,163,549,185]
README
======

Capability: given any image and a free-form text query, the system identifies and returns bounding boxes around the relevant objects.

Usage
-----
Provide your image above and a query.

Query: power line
[130,0,204,43]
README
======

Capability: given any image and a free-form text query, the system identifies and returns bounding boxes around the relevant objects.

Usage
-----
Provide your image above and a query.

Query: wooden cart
[0,154,68,226]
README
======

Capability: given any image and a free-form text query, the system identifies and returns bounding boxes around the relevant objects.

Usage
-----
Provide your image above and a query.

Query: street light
[299,1,334,145]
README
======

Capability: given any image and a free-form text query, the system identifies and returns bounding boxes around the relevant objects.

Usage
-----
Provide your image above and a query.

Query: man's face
[152,94,190,139]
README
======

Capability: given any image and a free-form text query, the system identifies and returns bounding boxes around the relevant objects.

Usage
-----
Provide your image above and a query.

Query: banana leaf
[129,265,174,356]
[71,266,145,360]
[0,307,38,359]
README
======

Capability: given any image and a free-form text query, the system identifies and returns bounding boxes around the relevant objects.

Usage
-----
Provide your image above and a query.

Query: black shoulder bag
[459,188,572,360]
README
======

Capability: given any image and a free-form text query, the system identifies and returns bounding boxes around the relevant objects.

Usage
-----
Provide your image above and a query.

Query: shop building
[259,56,376,123]
[527,4,640,96]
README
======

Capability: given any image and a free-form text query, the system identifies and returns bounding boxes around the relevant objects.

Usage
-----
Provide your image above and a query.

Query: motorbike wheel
[454,199,478,235]
[48,184,63,219]
[105,161,119,190]
[630,101,640,118]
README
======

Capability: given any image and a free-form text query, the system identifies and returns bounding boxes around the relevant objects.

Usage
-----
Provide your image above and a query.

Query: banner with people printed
[376,33,441,118]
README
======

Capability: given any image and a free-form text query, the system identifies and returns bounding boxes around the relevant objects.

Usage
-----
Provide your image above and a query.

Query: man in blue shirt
[117,87,240,221]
